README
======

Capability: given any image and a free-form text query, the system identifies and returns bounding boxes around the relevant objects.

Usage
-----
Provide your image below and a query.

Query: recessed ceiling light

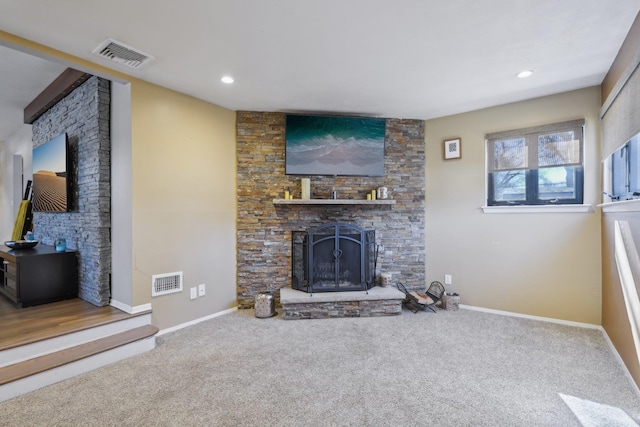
[516,70,533,78]
[221,76,234,84]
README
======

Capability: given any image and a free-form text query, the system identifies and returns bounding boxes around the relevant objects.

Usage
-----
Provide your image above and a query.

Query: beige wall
[425,87,602,324]
[0,30,607,329]
[602,212,640,389]
[0,31,239,330]
[600,12,640,390]
[602,11,640,103]
[130,81,237,330]
[0,124,32,240]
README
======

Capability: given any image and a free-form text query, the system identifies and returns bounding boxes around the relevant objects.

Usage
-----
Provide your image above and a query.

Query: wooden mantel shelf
[273,199,396,205]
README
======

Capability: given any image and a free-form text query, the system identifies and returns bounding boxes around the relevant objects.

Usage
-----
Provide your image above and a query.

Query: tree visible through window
[486,120,584,206]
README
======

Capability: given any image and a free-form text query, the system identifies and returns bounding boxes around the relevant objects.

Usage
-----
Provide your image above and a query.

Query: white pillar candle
[301,178,311,199]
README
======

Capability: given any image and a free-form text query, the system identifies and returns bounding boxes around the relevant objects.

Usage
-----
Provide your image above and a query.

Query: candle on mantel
[284,190,290,200]
[301,178,311,199]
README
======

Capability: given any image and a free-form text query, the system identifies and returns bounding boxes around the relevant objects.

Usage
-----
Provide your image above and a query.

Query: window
[610,133,640,201]
[486,120,584,206]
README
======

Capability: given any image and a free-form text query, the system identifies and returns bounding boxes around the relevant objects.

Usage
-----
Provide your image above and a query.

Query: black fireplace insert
[292,222,376,293]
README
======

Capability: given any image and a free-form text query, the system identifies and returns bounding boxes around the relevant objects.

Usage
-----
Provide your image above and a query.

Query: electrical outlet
[445,274,452,285]
[190,287,197,300]
[198,283,206,297]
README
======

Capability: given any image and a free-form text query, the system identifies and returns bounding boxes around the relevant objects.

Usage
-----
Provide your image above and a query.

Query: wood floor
[0,296,136,351]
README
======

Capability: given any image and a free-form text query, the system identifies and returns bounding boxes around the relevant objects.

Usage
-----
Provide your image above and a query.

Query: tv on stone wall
[32,133,69,212]
[285,114,386,176]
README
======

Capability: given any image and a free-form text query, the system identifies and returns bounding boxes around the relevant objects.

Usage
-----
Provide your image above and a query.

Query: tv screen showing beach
[285,115,385,176]
[32,133,68,212]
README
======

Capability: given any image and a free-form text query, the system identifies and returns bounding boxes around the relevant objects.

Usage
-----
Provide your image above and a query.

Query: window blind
[601,57,640,160]
[486,120,584,173]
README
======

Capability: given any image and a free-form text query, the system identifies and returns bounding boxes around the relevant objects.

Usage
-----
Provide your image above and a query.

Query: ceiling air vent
[152,271,183,297]
[92,38,154,69]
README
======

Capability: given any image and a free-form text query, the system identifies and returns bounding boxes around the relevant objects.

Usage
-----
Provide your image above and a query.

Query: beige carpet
[1,308,639,426]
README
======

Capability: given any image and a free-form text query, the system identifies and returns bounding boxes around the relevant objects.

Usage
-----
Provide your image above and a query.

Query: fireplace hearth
[292,223,376,293]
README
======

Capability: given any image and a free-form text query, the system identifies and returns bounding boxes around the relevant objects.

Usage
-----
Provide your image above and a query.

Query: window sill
[481,204,594,214]
[599,199,640,213]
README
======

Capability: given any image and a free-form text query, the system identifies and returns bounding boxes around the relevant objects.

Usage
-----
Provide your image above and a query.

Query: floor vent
[152,272,183,297]
[92,38,154,69]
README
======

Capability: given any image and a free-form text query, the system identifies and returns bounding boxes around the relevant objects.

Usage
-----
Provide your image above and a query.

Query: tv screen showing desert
[32,133,68,212]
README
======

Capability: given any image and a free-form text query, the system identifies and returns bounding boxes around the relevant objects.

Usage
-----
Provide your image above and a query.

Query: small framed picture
[444,138,462,160]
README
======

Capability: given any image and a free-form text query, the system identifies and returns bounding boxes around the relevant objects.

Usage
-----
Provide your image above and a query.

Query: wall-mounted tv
[285,114,386,176]
[32,133,69,212]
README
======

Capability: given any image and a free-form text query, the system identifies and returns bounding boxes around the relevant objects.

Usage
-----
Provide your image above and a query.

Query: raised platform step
[0,299,159,402]
[0,325,158,386]
[280,286,404,320]
[0,324,158,402]
[0,311,153,368]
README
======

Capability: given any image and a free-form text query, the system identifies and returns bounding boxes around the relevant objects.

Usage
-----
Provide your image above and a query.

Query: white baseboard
[459,304,601,329]
[157,306,238,336]
[600,328,640,401]
[110,299,152,314]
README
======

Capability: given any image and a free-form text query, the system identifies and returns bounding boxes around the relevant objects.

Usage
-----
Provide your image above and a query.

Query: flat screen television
[32,133,69,212]
[285,114,386,176]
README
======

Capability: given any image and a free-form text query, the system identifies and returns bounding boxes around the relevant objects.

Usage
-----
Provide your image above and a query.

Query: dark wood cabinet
[0,244,77,307]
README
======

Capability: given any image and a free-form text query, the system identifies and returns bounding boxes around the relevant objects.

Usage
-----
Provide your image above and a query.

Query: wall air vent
[92,38,154,69]
[152,271,183,297]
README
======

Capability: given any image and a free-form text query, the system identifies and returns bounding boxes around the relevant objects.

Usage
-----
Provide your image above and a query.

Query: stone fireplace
[292,222,376,293]
[235,112,425,308]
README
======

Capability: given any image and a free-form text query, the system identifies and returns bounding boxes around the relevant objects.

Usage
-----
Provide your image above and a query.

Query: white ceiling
[0,0,639,142]
[0,46,66,141]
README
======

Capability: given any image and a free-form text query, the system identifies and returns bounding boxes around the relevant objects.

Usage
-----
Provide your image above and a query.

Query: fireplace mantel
[272,199,396,205]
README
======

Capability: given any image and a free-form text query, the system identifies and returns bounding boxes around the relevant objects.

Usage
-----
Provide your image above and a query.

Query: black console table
[0,244,78,307]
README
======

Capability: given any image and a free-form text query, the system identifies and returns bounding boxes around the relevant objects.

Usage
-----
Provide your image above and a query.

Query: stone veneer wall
[236,112,425,308]
[282,299,402,320]
[31,76,111,306]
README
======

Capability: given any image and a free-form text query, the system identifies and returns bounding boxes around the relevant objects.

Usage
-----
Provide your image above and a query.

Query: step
[0,311,153,368]
[0,325,158,402]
